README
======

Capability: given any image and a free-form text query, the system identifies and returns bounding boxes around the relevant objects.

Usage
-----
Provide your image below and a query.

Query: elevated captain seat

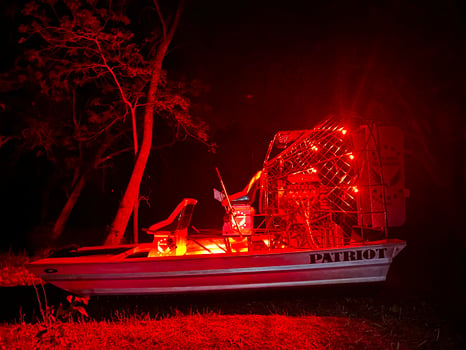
[222,171,262,206]
[144,198,197,256]
[222,171,261,237]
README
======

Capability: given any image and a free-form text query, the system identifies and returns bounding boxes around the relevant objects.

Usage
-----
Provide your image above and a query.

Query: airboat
[27,116,407,296]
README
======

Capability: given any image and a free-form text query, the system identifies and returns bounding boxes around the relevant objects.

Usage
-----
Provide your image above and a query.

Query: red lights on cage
[261,118,363,249]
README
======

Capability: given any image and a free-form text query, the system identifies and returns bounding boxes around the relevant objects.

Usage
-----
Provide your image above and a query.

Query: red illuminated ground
[1,314,399,349]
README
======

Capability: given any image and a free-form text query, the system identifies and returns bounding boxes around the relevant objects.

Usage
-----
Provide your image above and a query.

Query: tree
[10,0,209,245]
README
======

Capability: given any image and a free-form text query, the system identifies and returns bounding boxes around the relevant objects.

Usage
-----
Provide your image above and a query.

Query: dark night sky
[0,0,465,249]
[161,0,466,234]
[175,0,465,128]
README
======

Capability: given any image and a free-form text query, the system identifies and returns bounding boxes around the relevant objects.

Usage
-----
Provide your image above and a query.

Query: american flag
[213,188,226,202]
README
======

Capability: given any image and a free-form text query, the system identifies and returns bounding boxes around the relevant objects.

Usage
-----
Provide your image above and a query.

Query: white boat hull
[27,239,406,296]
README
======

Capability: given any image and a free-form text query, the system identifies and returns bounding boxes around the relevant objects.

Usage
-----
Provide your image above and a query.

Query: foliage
[51,295,90,322]
[156,79,213,147]
[0,0,212,242]
[0,251,42,287]
[17,0,210,152]
[19,0,149,100]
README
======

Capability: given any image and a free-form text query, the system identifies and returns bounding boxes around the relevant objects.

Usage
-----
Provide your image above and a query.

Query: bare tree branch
[153,0,167,40]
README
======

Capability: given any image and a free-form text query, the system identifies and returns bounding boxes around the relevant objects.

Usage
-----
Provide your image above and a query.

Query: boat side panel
[46,260,391,296]
[28,241,405,296]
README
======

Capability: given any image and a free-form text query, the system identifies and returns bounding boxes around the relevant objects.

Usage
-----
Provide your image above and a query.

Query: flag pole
[215,167,243,238]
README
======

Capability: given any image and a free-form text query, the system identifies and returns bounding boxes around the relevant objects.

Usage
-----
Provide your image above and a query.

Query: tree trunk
[50,173,87,240]
[131,106,139,244]
[40,171,57,223]
[104,57,163,245]
[133,201,139,243]
[104,3,184,245]
[48,134,111,243]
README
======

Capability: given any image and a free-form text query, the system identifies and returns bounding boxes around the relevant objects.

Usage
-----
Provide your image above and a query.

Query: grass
[0,314,403,349]
[0,251,464,349]
[0,251,43,287]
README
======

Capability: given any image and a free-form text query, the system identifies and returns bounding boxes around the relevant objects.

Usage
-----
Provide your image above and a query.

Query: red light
[353,186,359,193]
[349,153,354,160]
[339,127,348,135]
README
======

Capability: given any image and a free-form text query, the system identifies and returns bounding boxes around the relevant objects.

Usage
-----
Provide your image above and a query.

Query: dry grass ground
[1,314,397,350]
